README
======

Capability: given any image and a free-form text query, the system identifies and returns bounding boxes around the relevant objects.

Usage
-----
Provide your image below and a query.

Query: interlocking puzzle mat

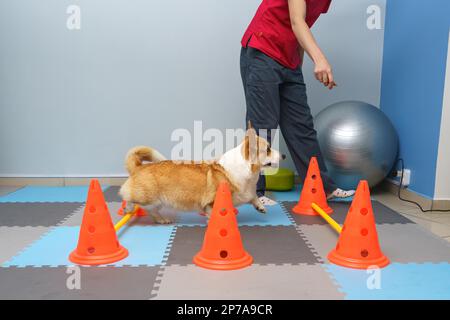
[1,186,450,300]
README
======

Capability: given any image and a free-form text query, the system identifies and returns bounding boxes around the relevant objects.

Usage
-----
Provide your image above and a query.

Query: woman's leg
[278,67,337,193]
[240,47,282,196]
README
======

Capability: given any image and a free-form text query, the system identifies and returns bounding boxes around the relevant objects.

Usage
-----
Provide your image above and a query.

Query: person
[240,0,355,205]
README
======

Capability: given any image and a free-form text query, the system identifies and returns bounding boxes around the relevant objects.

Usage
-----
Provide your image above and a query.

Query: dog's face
[241,127,281,172]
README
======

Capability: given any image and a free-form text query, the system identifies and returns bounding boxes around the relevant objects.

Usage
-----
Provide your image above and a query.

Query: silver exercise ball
[315,101,398,190]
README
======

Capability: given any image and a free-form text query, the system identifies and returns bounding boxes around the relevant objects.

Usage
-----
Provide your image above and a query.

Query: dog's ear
[243,126,258,162]
[245,121,257,139]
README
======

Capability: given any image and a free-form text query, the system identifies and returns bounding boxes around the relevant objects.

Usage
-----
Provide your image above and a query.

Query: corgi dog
[119,125,281,224]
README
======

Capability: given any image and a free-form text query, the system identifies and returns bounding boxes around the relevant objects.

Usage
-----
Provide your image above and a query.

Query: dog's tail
[125,146,166,174]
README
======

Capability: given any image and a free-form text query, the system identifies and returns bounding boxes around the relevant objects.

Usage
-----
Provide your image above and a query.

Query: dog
[119,125,281,224]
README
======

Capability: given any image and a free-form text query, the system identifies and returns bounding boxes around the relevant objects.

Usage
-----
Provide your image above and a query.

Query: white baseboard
[0,177,127,186]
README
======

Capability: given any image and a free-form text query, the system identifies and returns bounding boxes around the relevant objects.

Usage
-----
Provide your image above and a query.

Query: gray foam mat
[298,222,450,264]
[61,202,178,227]
[61,202,125,226]
[154,264,345,300]
[103,186,123,203]
[166,225,320,266]
[0,203,83,227]
[282,201,413,225]
[0,266,161,300]
[0,226,51,264]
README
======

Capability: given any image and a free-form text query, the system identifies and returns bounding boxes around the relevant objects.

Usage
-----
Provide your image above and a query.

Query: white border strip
[434,30,450,201]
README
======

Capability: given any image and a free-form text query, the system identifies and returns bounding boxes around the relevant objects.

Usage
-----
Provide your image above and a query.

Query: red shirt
[242,0,332,69]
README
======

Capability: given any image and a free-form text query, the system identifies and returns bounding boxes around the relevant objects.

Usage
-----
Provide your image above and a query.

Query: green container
[263,167,295,191]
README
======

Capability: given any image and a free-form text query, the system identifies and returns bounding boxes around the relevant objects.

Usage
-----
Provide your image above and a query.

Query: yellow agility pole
[114,205,140,232]
[311,203,342,234]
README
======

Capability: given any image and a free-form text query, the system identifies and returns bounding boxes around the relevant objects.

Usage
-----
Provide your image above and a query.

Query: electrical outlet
[401,169,411,187]
[388,169,411,188]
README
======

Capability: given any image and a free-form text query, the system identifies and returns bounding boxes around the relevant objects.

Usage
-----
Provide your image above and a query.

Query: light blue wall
[0,0,385,177]
[380,0,450,198]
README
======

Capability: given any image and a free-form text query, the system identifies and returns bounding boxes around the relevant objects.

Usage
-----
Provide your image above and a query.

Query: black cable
[395,158,450,212]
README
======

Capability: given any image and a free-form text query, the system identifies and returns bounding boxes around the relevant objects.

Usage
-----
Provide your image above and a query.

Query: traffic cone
[69,180,128,265]
[118,200,147,217]
[193,182,253,270]
[328,180,389,269]
[292,157,333,216]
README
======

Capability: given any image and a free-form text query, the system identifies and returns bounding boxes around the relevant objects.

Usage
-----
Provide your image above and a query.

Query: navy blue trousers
[240,46,337,195]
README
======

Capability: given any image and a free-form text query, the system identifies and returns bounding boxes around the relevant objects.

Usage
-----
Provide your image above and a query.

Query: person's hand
[314,57,337,90]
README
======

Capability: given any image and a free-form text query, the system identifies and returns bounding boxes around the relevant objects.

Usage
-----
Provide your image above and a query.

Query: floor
[2,185,449,242]
[370,188,450,243]
[0,184,449,300]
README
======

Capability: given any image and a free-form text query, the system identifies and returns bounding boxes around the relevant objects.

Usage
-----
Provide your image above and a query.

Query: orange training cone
[193,182,253,270]
[118,200,147,217]
[292,157,333,216]
[69,180,128,265]
[328,180,389,269]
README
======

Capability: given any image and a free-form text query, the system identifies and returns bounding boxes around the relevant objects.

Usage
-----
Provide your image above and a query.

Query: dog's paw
[251,198,267,214]
[154,216,174,225]
[255,205,266,214]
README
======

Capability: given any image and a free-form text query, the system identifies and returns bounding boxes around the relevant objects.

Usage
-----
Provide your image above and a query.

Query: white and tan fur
[119,126,281,224]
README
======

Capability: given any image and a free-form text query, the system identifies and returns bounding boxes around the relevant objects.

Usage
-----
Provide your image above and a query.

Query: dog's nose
[281,154,287,160]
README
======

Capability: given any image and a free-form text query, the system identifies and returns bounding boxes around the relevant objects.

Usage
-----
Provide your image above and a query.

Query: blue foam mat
[0,186,108,203]
[271,186,358,203]
[0,185,355,203]
[2,225,174,267]
[325,263,450,300]
[270,188,301,202]
[176,203,293,227]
